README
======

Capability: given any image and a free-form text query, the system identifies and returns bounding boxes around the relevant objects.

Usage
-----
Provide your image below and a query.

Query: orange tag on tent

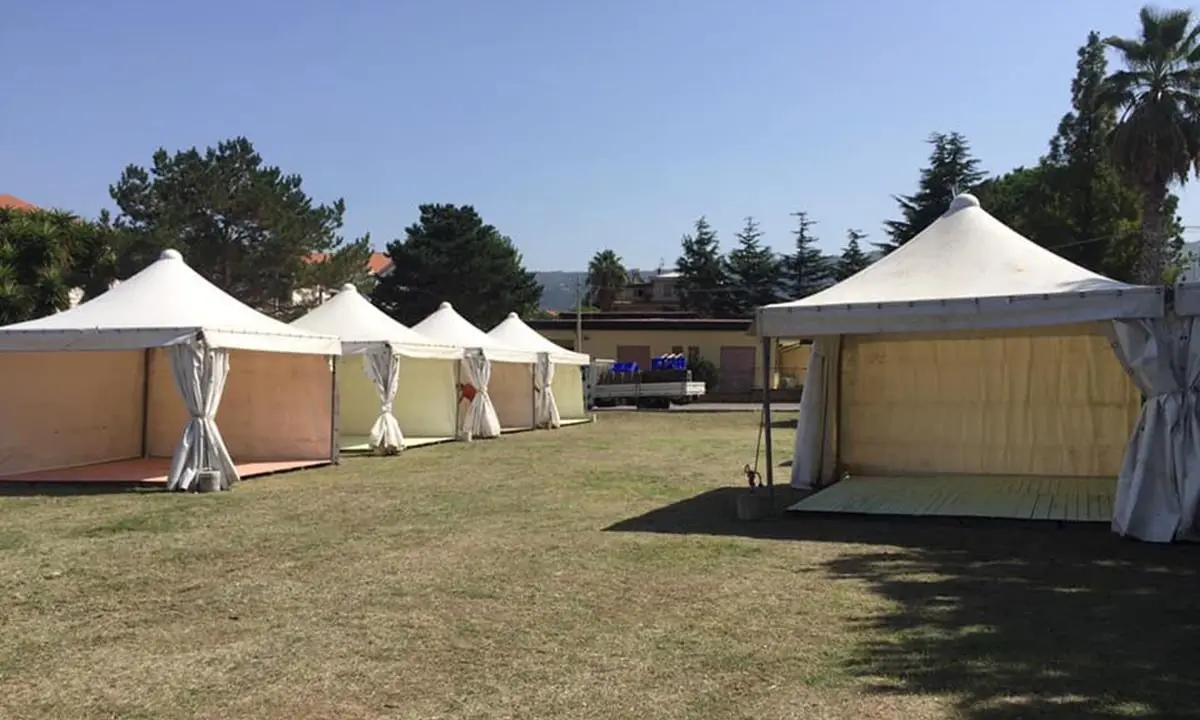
[461,383,477,401]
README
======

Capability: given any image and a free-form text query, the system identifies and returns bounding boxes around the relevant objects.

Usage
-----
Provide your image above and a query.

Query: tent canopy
[757,194,1163,338]
[488,312,591,365]
[0,249,341,355]
[291,284,462,359]
[412,302,536,363]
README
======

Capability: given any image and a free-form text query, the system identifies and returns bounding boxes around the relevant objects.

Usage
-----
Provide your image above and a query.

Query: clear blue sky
[1,0,1186,271]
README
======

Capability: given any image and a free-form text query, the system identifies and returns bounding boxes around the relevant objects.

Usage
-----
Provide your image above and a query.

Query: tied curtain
[364,346,404,453]
[535,352,561,429]
[462,349,501,440]
[166,340,239,491]
[790,335,841,488]
[1109,316,1200,542]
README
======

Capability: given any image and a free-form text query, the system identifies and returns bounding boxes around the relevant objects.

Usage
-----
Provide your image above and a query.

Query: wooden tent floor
[0,458,327,485]
[559,417,592,427]
[788,474,1115,523]
[341,436,455,453]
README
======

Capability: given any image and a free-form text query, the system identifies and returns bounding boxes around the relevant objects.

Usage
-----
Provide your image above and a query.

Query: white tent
[291,284,464,453]
[758,194,1170,537]
[488,312,591,427]
[412,302,538,438]
[0,249,342,490]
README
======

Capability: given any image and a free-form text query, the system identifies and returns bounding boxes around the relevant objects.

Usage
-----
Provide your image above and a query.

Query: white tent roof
[757,194,1164,337]
[488,312,591,365]
[0,249,341,354]
[412,302,537,363]
[290,284,462,359]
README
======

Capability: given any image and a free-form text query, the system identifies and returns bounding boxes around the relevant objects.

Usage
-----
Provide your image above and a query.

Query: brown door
[616,345,652,372]
[719,346,756,392]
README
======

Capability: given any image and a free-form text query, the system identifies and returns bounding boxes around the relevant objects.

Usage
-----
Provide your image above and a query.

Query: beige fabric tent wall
[487,312,591,426]
[291,284,463,451]
[412,302,539,436]
[0,249,341,488]
[757,195,1163,502]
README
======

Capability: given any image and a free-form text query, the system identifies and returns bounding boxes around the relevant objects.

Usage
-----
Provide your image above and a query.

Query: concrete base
[195,470,224,493]
[736,492,772,521]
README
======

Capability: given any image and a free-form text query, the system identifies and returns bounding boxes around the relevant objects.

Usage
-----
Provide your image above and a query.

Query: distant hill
[534,271,588,311]
[533,255,849,311]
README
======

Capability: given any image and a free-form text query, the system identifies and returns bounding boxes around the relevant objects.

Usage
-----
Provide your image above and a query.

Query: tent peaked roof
[757,193,1163,337]
[488,312,590,365]
[412,302,536,363]
[0,249,341,354]
[291,284,461,359]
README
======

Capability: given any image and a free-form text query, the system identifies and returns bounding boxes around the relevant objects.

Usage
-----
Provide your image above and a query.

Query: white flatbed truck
[586,358,707,409]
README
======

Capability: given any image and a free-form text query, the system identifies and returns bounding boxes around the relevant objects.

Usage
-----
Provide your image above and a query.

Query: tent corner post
[329,354,341,466]
[139,347,152,458]
[761,335,775,503]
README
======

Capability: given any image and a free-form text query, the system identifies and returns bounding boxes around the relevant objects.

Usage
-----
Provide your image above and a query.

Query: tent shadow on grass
[0,481,160,497]
[606,487,1200,719]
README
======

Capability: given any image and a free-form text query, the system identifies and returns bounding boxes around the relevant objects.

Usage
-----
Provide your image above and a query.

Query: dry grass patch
[0,412,1196,719]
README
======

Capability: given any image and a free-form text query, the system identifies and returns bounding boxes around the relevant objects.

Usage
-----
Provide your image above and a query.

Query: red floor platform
[0,458,328,485]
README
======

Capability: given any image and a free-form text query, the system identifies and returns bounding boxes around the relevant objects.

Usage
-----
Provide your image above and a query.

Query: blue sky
[0,0,1183,270]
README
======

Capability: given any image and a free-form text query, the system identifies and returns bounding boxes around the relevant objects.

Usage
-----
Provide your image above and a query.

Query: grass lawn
[0,412,1198,719]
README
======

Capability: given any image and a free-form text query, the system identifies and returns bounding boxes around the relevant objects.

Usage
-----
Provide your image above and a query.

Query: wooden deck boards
[788,474,1115,523]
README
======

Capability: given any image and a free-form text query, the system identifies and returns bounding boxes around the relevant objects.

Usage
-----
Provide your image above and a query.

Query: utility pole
[574,276,584,352]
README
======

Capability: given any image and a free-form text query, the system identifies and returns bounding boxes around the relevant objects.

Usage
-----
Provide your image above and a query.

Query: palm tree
[1100,6,1200,283]
[586,249,627,311]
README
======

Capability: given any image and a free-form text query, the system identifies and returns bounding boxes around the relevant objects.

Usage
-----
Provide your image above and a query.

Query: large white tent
[488,312,591,427]
[412,302,538,438]
[758,194,1171,538]
[291,284,464,453]
[0,249,342,490]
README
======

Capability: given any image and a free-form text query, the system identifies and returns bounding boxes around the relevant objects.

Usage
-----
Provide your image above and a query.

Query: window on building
[687,345,700,361]
[671,345,683,354]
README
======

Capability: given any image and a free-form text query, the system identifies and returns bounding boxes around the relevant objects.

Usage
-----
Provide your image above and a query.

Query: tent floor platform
[788,474,1115,523]
[559,417,592,427]
[0,458,328,486]
[340,435,456,453]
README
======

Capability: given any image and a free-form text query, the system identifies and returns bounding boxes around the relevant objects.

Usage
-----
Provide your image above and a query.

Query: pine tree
[725,216,784,315]
[881,132,986,254]
[675,216,733,317]
[785,210,830,299]
[372,204,542,328]
[835,229,871,281]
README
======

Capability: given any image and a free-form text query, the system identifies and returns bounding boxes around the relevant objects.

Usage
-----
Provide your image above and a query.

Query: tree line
[588,10,1200,317]
[5,6,1200,328]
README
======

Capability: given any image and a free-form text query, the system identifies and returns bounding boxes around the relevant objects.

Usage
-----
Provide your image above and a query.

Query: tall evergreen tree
[785,210,830,299]
[675,216,733,317]
[1042,31,1141,276]
[372,203,542,328]
[973,31,1187,282]
[109,137,370,317]
[725,216,784,315]
[835,229,871,281]
[882,132,986,253]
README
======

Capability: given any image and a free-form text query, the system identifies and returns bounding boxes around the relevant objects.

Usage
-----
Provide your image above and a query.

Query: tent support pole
[139,348,151,458]
[761,336,775,503]
[329,355,341,466]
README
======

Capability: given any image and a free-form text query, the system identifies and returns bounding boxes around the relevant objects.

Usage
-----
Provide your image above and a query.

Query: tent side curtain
[756,288,1164,338]
[1108,315,1200,542]
[0,327,343,355]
